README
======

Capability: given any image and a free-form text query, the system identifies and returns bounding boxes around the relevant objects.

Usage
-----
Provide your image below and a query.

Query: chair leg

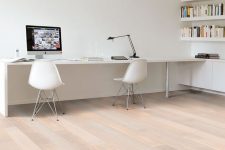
[31,90,61,121]
[139,94,146,109]
[54,89,65,114]
[113,83,124,106]
[131,84,136,104]
[126,87,130,110]
[44,91,56,115]
[31,90,42,121]
[52,91,59,121]
[133,84,146,109]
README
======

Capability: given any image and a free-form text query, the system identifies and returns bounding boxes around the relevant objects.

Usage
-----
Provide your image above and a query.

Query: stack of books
[181,3,224,18]
[195,53,220,59]
[181,25,225,38]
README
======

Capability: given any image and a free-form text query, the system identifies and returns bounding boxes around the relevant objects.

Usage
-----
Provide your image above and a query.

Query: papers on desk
[81,57,104,61]
[1,58,23,63]
[0,58,34,63]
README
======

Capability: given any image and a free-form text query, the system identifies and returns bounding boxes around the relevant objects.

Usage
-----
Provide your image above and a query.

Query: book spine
[181,7,184,18]
[221,3,224,15]
[187,6,190,17]
[224,27,225,37]
[184,6,187,17]
[190,7,194,17]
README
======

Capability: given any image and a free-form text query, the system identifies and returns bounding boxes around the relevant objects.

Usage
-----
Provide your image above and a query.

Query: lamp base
[130,55,140,58]
[130,53,139,58]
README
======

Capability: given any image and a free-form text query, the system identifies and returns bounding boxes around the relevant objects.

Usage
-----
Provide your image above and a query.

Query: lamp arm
[107,34,138,58]
[114,35,129,38]
[127,35,136,56]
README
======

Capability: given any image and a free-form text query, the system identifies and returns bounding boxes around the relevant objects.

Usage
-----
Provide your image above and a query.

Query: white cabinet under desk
[212,61,225,92]
[191,61,213,89]
[179,59,225,93]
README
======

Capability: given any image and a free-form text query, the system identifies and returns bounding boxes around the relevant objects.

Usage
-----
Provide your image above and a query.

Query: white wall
[0,0,191,102]
[0,0,190,59]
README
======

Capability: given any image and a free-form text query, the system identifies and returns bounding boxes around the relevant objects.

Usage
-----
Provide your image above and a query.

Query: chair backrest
[123,59,148,84]
[29,61,63,90]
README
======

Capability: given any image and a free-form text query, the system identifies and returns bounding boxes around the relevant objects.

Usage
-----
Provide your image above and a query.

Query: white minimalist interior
[1,0,225,149]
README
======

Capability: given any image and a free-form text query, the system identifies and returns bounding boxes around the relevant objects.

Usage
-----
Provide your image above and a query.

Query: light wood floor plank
[6,127,41,150]
[1,91,225,149]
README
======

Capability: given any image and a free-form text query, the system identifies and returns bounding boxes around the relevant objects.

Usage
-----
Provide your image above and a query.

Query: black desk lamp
[107,34,139,58]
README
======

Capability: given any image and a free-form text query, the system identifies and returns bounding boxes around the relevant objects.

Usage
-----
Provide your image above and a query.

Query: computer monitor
[26,25,62,59]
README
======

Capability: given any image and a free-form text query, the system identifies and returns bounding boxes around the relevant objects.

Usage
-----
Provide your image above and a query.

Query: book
[111,56,128,60]
[195,53,220,59]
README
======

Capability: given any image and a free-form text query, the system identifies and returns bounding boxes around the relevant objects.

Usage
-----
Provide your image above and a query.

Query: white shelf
[181,37,225,42]
[181,16,225,21]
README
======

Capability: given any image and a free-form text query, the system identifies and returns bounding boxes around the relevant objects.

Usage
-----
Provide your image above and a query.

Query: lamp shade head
[107,37,114,40]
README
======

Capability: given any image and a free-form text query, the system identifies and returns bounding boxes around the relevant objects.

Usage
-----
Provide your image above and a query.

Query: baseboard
[9,87,187,106]
[181,85,225,97]
[9,89,169,106]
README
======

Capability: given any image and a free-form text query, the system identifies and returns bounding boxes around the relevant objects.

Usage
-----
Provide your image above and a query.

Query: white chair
[29,61,64,121]
[113,59,148,110]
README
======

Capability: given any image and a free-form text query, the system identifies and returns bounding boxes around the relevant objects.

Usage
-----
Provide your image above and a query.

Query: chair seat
[32,82,64,90]
[29,61,64,90]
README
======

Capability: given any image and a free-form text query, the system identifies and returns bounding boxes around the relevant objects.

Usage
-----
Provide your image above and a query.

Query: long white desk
[0,58,205,117]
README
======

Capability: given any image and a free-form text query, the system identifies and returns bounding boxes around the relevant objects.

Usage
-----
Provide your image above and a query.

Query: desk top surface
[0,58,206,66]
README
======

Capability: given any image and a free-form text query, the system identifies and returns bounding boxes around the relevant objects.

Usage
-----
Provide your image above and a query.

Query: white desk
[0,58,205,117]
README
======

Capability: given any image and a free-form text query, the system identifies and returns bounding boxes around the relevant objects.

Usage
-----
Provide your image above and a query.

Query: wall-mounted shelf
[181,16,225,22]
[180,0,225,41]
[181,37,225,42]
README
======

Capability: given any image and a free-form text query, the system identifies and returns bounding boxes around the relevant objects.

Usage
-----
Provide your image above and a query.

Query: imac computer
[26,25,62,59]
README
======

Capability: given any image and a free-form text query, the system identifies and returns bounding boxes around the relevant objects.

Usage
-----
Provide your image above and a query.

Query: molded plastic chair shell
[122,59,148,84]
[29,61,63,90]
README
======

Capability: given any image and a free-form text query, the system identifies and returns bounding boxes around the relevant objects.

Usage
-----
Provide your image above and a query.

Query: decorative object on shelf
[15,49,20,58]
[107,34,139,58]
[195,53,220,59]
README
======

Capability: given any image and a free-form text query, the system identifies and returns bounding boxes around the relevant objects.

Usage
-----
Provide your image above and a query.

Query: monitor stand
[35,55,44,59]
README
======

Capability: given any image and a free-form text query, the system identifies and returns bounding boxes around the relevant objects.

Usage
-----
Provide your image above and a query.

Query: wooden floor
[1,91,225,150]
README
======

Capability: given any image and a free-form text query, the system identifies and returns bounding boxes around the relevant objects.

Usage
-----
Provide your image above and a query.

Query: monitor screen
[26,25,62,52]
